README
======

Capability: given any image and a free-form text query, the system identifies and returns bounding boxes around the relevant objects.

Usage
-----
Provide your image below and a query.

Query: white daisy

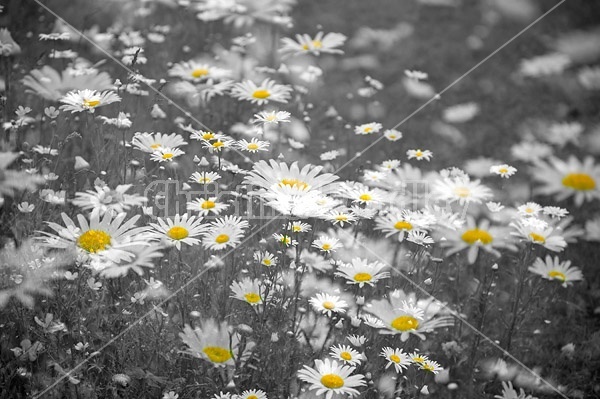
[149,147,185,163]
[202,216,249,251]
[254,251,278,267]
[253,110,291,125]
[381,347,411,373]
[231,79,293,105]
[329,345,363,366]
[131,132,187,153]
[168,60,231,82]
[354,122,382,135]
[230,278,266,306]
[510,218,567,252]
[236,138,270,152]
[147,214,207,249]
[309,292,348,317]
[335,258,390,288]
[59,89,121,113]
[297,358,366,399]
[490,164,517,178]
[433,175,493,205]
[312,236,342,253]
[189,171,221,185]
[383,129,403,141]
[407,149,433,161]
[279,32,347,57]
[528,255,583,287]
[187,197,229,216]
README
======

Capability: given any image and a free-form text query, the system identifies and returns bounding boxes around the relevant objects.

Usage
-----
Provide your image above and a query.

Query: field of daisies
[1,0,600,398]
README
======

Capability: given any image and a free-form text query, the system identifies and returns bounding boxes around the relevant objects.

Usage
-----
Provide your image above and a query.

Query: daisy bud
[423,278,433,285]
[420,386,429,395]
[355,296,365,305]
[271,332,279,342]
[225,380,236,389]
[297,306,307,314]
[150,104,167,119]
[334,320,344,329]
[198,157,210,167]
[74,156,90,171]
[286,331,294,337]
[236,324,253,335]
[492,263,499,270]
[350,317,361,327]
[193,155,200,163]
[448,383,458,390]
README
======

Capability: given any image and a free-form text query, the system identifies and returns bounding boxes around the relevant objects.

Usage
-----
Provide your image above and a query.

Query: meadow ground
[1,0,600,398]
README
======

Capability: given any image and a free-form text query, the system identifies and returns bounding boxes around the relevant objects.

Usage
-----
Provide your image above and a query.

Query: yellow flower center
[394,220,413,231]
[336,215,348,222]
[389,134,397,139]
[247,143,259,151]
[215,234,230,244]
[340,351,352,361]
[162,153,174,159]
[244,292,261,304]
[191,68,209,78]
[262,259,272,266]
[354,272,372,282]
[247,396,258,399]
[363,127,373,133]
[167,226,189,240]
[412,356,426,364]
[320,374,344,389]
[292,225,302,232]
[389,354,401,363]
[461,228,493,245]
[454,187,471,198]
[83,98,100,108]
[529,232,546,244]
[422,363,435,372]
[415,150,423,157]
[150,143,161,149]
[202,132,215,140]
[202,346,232,363]
[212,141,224,149]
[279,178,309,190]
[252,89,271,99]
[201,200,216,209]
[266,114,277,121]
[77,229,111,253]
[499,168,508,174]
[322,301,335,310]
[562,173,596,191]
[391,315,420,331]
[548,270,566,282]
[312,40,323,49]
[321,243,332,251]
[359,193,372,202]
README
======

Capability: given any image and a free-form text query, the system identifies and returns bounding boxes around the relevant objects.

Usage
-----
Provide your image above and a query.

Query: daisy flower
[236,138,270,152]
[131,132,187,153]
[321,150,341,161]
[309,293,348,317]
[230,278,266,306]
[338,183,387,206]
[543,206,569,219]
[92,244,164,278]
[531,156,600,206]
[38,211,147,264]
[72,184,147,215]
[517,202,543,217]
[280,32,347,57]
[383,129,402,141]
[440,217,517,264]
[187,197,229,216]
[312,236,342,253]
[202,216,249,251]
[346,335,367,347]
[364,290,453,341]
[443,102,479,123]
[404,70,428,80]
[329,345,363,366]
[510,141,553,163]
[273,233,297,247]
[407,149,433,162]
[528,255,583,287]
[189,129,219,141]
[375,209,435,242]
[354,122,382,135]
[59,89,121,113]
[407,231,435,246]
[254,251,278,267]
[150,147,185,163]
[487,202,505,213]
[335,258,390,288]
[179,319,240,368]
[381,347,411,373]
[419,360,443,374]
[490,164,517,178]
[201,137,234,153]
[189,171,221,185]
[253,110,291,125]
[287,221,312,233]
[244,160,339,198]
[238,390,267,399]
[409,352,430,365]
[433,175,493,205]
[147,214,207,249]
[231,79,292,105]
[168,60,231,82]
[297,358,366,399]
[327,209,357,227]
[510,218,567,252]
